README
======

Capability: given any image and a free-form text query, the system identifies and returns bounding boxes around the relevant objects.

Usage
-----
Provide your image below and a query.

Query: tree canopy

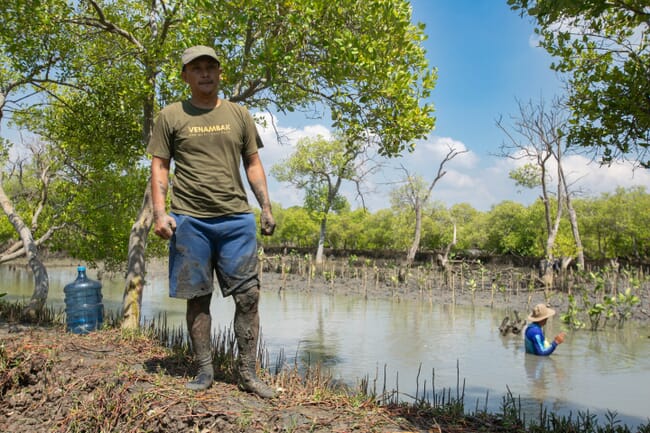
[509,0,650,168]
[271,135,376,262]
[1,0,437,267]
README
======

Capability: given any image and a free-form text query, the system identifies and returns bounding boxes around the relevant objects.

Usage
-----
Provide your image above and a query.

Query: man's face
[181,57,221,97]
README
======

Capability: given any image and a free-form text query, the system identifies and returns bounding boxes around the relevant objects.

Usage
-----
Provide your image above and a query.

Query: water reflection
[2,264,649,428]
[524,355,566,413]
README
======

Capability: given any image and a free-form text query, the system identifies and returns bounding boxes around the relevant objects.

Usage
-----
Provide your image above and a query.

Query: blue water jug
[64,266,104,334]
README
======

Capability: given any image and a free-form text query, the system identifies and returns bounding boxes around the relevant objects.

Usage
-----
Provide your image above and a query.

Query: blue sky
[259,0,650,212]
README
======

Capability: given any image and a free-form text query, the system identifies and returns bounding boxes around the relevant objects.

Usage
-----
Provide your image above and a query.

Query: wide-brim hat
[181,45,220,66]
[527,303,556,322]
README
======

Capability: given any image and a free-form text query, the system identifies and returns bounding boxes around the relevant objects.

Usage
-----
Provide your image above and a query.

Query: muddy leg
[185,294,214,391]
[233,286,276,398]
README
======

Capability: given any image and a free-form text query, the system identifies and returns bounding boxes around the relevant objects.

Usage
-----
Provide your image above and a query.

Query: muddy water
[3,265,649,428]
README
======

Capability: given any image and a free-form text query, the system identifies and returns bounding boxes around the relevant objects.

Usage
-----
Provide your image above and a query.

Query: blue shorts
[168,212,259,299]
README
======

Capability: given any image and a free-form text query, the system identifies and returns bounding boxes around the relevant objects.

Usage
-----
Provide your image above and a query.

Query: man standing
[148,45,276,398]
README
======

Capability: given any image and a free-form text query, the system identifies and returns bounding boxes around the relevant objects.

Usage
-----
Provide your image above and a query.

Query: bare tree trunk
[436,223,457,271]
[405,204,422,267]
[558,164,585,269]
[540,157,564,291]
[565,198,584,268]
[545,211,562,263]
[121,179,154,329]
[539,154,553,237]
[121,35,156,328]
[315,215,327,264]
[0,181,48,317]
[0,226,60,263]
[400,146,466,268]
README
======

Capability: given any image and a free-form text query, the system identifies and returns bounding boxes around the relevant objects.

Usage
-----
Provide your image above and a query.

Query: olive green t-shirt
[146,99,262,218]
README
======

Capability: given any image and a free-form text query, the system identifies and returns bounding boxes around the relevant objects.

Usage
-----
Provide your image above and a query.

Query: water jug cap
[78,266,86,272]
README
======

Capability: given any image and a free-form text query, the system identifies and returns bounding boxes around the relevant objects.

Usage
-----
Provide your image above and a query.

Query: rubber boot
[185,294,214,391]
[233,286,276,399]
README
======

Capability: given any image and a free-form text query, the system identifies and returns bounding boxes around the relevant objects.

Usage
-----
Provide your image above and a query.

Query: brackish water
[3,264,649,428]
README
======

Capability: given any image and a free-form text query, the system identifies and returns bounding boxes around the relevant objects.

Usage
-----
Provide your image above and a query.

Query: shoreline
[262,270,650,325]
[4,256,650,325]
[2,260,650,432]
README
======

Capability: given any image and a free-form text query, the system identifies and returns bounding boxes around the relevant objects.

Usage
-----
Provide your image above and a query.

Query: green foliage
[561,266,641,331]
[47,168,151,268]
[509,0,650,167]
[389,168,466,256]
[271,135,368,256]
[364,208,410,251]
[585,299,606,331]
[272,135,360,214]
[551,217,580,259]
[0,140,67,250]
[328,208,371,250]
[448,203,484,250]
[421,202,454,250]
[484,201,543,256]
[509,163,542,190]
[270,206,319,248]
[389,174,430,210]
[608,288,640,328]
[255,186,649,262]
[194,0,437,155]
[561,294,586,330]
[15,74,150,266]
[2,0,436,267]
[576,186,650,258]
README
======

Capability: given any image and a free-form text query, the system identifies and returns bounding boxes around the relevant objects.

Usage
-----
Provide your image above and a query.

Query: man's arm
[151,156,176,239]
[243,152,275,236]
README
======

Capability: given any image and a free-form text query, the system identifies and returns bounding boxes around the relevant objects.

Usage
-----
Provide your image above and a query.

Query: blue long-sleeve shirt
[524,322,558,356]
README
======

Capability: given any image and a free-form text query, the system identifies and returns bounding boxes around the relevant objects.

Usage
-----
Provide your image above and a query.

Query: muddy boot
[234,287,276,399]
[185,294,214,391]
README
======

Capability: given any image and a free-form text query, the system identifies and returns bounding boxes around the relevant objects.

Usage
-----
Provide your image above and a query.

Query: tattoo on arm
[244,153,271,210]
[156,179,168,198]
[153,179,168,218]
[151,157,170,219]
[250,179,270,209]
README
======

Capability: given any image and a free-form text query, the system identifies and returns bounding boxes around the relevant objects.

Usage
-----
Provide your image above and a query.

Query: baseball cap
[181,45,220,66]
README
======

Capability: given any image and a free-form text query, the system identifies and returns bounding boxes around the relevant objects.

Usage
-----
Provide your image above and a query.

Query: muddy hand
[154,214,176,240]
[260,209,276,236]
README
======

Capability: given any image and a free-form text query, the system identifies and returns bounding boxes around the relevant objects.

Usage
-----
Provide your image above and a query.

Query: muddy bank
[0,325,402,432]
[258,268,650,325]
[1,323,533,433]
[9,254,650,325]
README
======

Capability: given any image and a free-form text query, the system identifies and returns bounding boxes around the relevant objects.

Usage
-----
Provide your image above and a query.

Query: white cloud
[251,116,649,213]
[252,113,336,209]
[390,136,477,174]
[561,154,650,197]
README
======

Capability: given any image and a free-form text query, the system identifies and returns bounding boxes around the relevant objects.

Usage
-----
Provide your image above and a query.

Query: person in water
[524,303,566,356]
